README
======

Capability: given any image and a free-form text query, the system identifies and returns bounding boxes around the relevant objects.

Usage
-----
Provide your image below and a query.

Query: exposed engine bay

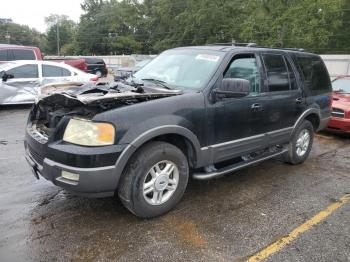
[31,81,182,137]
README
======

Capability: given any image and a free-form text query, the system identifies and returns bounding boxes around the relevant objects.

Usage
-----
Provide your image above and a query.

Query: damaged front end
[29,82,181,139]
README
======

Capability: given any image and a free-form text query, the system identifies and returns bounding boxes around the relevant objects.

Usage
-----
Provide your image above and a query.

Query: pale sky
[0,0,84,32]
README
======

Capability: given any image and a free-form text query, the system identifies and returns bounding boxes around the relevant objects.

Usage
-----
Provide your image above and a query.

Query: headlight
[63,119,115,146]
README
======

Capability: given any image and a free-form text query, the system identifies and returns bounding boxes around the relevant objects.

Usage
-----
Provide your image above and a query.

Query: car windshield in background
[132,49,224,90]
[332,79,350,93]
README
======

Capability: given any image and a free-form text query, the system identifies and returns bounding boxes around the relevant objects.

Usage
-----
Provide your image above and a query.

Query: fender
[292,107,321,136]
[113,125,203,187]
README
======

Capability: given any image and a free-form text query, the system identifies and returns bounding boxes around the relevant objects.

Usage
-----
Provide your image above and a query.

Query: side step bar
[192,149,288,180]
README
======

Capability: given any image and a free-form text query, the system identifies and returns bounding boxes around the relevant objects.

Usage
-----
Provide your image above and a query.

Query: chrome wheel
[143,160,179,205]
[296,129,310,157]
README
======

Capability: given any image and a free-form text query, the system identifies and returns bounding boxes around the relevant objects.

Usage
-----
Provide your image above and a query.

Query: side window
[7,64,38,78]
[262,54,290,92]
[42,65,72,77]
[295,55,331,94]
[12,49,36,60]
[285,58,298,90]
[224,54,260,93]
[0,50,7,61]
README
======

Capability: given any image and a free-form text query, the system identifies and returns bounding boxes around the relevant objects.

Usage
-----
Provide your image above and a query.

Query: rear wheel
[95,70,102,78]
[284,120,314,165]
[118,141,189,218]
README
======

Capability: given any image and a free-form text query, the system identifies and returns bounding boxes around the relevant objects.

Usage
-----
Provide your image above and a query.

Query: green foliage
[0,20,47,52]
[2,0,350,55]
[45,14,77,55]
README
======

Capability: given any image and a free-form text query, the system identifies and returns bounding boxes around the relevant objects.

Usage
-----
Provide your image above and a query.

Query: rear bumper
[327,117,350,134]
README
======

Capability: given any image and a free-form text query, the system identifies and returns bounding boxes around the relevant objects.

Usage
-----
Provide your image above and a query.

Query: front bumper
[25,127,128,197]
[25,147,120,197]
[25,147,119,197]
[327,117,350,134]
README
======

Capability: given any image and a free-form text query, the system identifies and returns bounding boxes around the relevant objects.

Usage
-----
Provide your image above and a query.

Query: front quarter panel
[93,92,206,151]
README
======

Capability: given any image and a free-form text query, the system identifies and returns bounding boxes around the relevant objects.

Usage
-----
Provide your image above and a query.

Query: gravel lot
[1,106,350,262]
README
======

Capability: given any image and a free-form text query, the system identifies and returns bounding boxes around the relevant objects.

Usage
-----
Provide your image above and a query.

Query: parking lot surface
[1,106,350,262]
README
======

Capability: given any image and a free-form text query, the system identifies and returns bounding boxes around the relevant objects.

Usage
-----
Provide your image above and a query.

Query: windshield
[332,79,350,93]
[132,49,224,90]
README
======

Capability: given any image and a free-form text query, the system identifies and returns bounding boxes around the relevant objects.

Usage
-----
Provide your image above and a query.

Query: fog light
[61,170,80,181]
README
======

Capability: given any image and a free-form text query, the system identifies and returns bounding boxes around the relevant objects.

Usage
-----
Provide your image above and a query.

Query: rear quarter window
[294,54,331,95]
[0,50,7,61]
[11,49,36,60]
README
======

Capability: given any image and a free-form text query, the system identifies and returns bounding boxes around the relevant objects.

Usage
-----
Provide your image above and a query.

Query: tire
[284,120,314,165]
[118,141,189,218]
[95,70,102,78]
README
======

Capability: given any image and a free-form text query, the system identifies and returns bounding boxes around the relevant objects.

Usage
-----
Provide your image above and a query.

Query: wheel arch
[293,108,321,135]
[113,126,202,188]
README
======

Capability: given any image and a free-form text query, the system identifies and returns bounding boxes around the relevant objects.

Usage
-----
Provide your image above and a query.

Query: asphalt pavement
[0,106,350,262]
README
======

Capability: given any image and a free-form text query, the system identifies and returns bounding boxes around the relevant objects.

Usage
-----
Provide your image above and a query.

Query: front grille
[332,108,345,118]
[28,146,44,166]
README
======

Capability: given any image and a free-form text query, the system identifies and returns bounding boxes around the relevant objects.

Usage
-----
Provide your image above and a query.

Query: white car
[0,60,98,105]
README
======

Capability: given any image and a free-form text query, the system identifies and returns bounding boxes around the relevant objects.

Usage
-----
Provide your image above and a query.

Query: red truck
[0,44,43,62]
[45,58,88,72]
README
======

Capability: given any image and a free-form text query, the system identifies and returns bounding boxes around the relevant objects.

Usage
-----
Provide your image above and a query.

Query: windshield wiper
[141,78,173,90]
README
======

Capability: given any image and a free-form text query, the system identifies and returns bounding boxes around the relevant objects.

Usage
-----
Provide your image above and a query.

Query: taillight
[90,76,99,81]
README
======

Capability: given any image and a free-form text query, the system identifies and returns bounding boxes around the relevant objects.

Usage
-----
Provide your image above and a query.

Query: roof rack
[205,42,306,52]
[206,42,258,47]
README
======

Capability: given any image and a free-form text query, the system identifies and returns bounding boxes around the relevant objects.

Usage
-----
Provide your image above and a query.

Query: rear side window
[7,64,38,78]
[262,54,290,92]
[42,65,71,77]
[11,49,36,60]
[295,55,331,94]
[0,50,7,61]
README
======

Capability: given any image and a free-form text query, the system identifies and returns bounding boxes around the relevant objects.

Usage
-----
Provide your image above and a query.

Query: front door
[208,53,268,163]
[1,64,40,104]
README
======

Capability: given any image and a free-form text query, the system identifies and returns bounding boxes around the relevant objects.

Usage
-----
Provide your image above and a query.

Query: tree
[45,14,77,55]
[0,18,47,52]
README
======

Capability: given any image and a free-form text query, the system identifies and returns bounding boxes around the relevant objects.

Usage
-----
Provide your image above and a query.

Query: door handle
[251,103,263,111]
[296,98,303,104]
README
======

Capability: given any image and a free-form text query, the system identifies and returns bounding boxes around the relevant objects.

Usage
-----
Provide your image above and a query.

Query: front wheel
[284,120,314,165]
[118,141,189,218]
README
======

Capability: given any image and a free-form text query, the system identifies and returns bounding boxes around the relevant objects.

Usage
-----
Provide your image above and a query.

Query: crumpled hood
[38,81,182,107]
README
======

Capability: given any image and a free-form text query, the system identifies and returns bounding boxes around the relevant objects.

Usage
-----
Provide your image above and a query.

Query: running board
[192,149,288,180]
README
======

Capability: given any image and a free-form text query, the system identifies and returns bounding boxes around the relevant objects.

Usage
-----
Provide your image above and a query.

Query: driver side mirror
[2,73,14,82]
[214,78,250,99]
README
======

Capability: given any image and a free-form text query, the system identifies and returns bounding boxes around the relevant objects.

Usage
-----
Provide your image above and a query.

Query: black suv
[25,45,332,218]
[84,57,108,77]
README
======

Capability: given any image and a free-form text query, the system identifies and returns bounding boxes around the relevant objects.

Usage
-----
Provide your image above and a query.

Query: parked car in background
[45,57,108,77]
[327,76,350,134]
[84,57,108,77]
[114,59,153,80]
[0,44,43,63]
[0,60,98,105]
[45,58,88,72]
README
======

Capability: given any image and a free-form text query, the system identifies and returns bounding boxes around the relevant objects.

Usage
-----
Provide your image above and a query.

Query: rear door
[2,64,40,104]
[259,52,304,141]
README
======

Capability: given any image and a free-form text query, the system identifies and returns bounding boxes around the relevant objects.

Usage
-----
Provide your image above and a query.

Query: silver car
[0,60,98,105]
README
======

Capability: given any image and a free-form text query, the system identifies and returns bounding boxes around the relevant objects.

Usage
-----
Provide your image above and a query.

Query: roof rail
[206,42,258,47]
[205,42,306,52]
